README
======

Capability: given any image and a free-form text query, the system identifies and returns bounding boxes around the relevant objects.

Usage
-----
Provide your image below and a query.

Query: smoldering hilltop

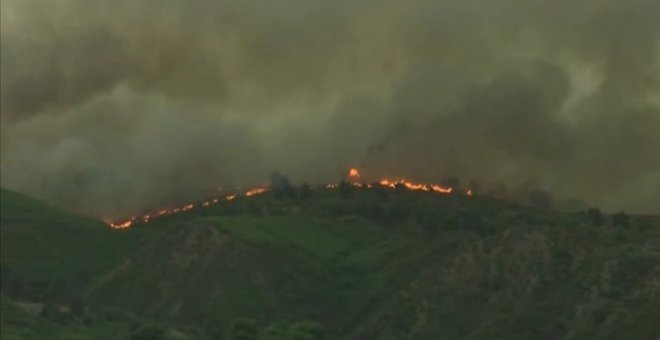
[1,0,659,217]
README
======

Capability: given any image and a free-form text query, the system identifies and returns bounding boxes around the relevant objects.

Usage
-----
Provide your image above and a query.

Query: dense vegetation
[1,187,659,339]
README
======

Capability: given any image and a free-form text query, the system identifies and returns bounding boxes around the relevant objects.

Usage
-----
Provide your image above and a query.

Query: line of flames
[108,168,471,229]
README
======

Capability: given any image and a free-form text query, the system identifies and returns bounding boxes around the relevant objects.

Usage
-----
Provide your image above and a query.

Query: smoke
[1,0,659,217]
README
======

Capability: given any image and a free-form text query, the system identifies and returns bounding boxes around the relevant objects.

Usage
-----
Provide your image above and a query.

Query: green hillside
[1,189,139,301]
[1,187,659,339]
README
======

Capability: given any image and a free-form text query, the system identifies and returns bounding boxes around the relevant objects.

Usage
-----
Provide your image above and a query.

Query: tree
[227,317,258,340]
[299,183,313,200]
[262,320,288,340]
[612,211,630,228]
[587,208,603,226]
[270,172,294,199]
[468,180,481,196]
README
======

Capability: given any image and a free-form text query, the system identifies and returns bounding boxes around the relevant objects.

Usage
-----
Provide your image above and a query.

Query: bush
[587,208,604,226]
[612,212,630,228]
[262,320,288,340]
[468,180,481,195]
[299,183,313,200]
[227,317,258,340]
[271,172,294,199]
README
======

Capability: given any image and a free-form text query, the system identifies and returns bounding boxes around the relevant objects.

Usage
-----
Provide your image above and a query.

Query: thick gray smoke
[2,0,659,217]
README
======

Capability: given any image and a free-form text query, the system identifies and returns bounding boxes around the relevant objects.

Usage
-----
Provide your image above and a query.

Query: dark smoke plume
[1,0,659,217]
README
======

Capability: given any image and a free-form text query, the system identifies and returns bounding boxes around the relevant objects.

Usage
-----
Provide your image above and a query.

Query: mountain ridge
[1,187,659,339]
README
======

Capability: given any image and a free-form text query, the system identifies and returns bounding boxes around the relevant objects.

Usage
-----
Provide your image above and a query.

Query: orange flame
[377,178,453,193]
[108,185,268,229]
[110,219,134,229]
[245,187,267,197]
[108,168,471,229]
[379,179,396,188]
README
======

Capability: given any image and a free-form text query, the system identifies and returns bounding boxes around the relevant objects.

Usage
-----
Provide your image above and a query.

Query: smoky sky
[1,0,659,217]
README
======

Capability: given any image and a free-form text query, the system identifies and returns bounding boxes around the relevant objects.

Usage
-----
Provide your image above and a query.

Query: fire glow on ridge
[108,168,471,229]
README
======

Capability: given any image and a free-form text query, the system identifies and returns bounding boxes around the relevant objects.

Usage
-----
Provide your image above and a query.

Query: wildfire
[245,187,267,197]
[108,186,267,229]
[108,168,472,229]
[110,219,134,229]
[378,179,453,193]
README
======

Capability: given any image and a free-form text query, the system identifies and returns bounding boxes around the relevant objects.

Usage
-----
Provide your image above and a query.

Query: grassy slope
[0,295,133,340]
[1,189,139,339]
[1,189,138,301]
[2,187,660,339]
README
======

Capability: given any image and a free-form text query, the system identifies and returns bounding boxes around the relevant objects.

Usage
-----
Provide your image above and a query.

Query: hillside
[1,187,659,339]
[1,189,139,301]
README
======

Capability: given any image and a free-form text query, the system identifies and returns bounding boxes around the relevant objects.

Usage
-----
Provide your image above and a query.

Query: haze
[1,0,659,217]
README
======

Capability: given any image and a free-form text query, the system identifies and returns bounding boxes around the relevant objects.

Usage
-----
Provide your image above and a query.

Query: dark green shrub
[299,183,313,200]
[227,317,258,340]
[612,212,630,228]
[587,208,603,226]
[271,172,294,199]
